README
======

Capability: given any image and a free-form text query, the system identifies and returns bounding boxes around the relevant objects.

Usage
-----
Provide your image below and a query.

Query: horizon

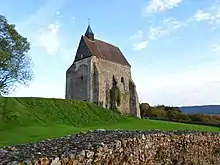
[1,0,220,106]
[4,96,220,107]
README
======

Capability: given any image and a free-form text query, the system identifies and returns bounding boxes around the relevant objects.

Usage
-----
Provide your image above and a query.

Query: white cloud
[15,0,67,56]
[130,30,144,41]
[192,9,211,22]
[133,40,148,51]
[16,0,65,31]
[130,17,185,50]
[130,30,148,51]
[149,27,169,40]
[189,1,220,27]
[144,0,183,15]
[37,22,61,54]
[9,0,77,99]
[15,0,77,57]
[211,44,220,52]
[71,16,76,24]
[135,57,220,106]
[149,17,186,40]
[56,11,60,15]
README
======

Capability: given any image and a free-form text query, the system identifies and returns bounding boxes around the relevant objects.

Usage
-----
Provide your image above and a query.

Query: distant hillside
[179,105,220,115]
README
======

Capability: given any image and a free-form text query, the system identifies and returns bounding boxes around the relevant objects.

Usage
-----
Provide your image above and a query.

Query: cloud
[56,11,60,15]
[135,56,220,106]
[133,40,148,51]
[130,17,186,50]
[9,0,77,98]
[130,30,144,41]
[130,30,148,51]
[15,0,67,56]
[211,44,220,52]
[192,9,211,22]
[148,26,169,40]
[143,0,183,15]
[189,1,220,28]
[15,0,77,58]
[149,17,186,40]
[72,16,75,21]
[37,21,61,54]
[16,0,65,30]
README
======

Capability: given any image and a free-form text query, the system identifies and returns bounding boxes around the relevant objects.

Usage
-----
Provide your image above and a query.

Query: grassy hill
[0,97,220,147]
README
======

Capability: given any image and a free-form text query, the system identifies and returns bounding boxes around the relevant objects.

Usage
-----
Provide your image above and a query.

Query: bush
[140,103,150,117]
[145,107,167,118]
[140,102,220,127]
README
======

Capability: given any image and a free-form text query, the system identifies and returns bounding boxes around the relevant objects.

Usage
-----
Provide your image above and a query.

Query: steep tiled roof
[83,36,130,67]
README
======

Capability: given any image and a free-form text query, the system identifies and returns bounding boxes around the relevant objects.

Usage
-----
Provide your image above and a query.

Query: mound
[0,97,126,130]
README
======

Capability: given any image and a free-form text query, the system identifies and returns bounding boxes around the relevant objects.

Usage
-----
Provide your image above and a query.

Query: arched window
[121,77,124,83]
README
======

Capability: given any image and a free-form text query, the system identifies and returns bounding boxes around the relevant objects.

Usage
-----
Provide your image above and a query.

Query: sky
[1,0,220,106]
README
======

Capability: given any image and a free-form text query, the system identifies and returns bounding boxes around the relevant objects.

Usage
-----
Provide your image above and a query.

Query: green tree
[140,103,150,117]
[140,103,150,110]
[146,107,167,118]
[0,15,33,95]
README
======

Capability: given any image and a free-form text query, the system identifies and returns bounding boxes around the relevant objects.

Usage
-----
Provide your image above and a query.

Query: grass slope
[0,97,219,147]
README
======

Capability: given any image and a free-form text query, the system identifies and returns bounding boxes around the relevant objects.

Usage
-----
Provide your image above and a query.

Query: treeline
[140,103,220,127]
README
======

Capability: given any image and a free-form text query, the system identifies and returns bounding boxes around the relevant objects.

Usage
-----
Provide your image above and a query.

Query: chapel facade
[65,25,140,118]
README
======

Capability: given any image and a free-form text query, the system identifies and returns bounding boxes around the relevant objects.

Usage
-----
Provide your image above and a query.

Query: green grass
[0,97,219,147]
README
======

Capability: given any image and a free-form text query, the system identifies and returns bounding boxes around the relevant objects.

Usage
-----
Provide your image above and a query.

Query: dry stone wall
[1,130,220,165]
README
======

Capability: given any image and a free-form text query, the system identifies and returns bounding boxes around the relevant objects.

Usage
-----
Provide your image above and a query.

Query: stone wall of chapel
[91,57,132,114]
[65,57,92,101]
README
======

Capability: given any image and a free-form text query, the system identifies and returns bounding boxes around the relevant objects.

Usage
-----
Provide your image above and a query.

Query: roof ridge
[83,35,131,67]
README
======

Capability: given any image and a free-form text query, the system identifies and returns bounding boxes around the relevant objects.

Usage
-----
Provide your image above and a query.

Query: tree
[140,103,150,117]
[140,103,150,110]
[0,15,33,95]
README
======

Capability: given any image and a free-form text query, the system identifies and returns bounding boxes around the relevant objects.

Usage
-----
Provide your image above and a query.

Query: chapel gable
[74,36,93,62]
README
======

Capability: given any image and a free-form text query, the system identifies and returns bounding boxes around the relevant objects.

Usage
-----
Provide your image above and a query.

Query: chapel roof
[83,25,130,67]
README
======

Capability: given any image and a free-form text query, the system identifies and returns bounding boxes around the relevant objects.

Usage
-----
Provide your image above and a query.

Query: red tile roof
[83,36,131,67]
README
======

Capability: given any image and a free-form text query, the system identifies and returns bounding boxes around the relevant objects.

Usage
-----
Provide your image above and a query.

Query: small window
[80,54,83,58]
[121,77,124,83]
[80,76,83,80]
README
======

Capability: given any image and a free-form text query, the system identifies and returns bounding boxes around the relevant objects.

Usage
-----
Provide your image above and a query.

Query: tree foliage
[0,15,33,95]
[140,103,150,117]
[140,102,220,126]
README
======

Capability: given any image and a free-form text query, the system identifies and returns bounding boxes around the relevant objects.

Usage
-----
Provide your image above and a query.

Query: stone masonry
[65,25,140,118]
[1,130,220,164]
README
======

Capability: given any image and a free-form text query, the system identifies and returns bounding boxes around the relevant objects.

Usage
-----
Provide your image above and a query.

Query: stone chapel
[65,24,140,118]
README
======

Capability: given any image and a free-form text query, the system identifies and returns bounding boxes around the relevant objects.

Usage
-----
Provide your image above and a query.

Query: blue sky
[1,0,220,106]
